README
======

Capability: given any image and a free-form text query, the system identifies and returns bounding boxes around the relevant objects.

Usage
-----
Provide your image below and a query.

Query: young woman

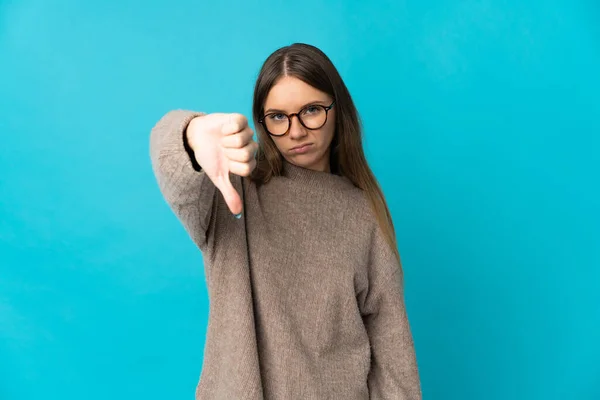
[150,43,421,400]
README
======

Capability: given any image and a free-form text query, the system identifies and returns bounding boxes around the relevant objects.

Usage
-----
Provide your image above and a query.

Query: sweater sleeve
[149,110,217,250]
[359,228,422,400]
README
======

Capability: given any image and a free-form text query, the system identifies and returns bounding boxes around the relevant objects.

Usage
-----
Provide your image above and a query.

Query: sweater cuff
[183,122,202,172]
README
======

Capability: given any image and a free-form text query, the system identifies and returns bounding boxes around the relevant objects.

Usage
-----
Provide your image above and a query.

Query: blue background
[1,0,599,399]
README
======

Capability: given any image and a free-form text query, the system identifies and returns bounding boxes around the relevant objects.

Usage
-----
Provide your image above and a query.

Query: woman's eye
[268,113,286,121]
[304,106,319,114]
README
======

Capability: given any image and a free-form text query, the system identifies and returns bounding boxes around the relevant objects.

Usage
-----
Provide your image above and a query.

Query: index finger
[221,113,248,135]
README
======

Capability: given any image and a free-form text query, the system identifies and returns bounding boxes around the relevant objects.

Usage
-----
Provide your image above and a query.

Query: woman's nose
[288,115,307,139]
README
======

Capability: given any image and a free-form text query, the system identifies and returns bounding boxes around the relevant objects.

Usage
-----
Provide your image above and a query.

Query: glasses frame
[259,100,336,137]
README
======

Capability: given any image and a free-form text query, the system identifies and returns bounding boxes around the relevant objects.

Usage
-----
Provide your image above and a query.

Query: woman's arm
[359,227,422,400]
[149,110,217,250]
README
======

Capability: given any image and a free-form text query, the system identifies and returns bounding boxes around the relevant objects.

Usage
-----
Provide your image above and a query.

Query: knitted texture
[150,110,421,400]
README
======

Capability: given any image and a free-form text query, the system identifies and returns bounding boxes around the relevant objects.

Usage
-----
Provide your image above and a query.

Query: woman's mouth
[290,143,313,154]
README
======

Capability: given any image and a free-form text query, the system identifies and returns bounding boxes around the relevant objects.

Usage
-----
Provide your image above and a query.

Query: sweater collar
[281,159,354,189]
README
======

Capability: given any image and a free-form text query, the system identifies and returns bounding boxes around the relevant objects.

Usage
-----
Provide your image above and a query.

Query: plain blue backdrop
[1,0,599,399]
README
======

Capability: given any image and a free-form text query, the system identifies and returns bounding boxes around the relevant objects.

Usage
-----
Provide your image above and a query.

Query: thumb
[214,175,243,217]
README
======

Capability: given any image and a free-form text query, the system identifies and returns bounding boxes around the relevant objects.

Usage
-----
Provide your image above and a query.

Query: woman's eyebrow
[264,100,329,115]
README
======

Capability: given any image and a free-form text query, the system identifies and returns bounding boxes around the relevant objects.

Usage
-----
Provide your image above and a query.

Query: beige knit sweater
[150,110,421,400]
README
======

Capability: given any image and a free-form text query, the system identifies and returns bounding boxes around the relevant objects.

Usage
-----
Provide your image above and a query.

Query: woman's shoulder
[342,183,379,224]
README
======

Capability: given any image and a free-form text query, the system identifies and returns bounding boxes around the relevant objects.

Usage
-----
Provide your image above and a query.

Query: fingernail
[234,212,242,219]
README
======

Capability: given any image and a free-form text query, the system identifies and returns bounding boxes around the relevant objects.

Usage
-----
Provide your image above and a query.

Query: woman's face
[263,76,335,172]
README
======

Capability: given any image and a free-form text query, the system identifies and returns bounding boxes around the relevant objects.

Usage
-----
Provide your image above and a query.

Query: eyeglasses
[259,100,336,137]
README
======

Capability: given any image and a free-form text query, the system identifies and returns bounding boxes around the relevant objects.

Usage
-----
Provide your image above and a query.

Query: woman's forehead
[264,76,329,111]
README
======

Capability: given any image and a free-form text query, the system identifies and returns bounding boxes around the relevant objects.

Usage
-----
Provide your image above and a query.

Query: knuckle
[236,136,245,148]
[239,163,250,176]
[226,135,240,148]
[232,113,247,126]
[241,150,251,162]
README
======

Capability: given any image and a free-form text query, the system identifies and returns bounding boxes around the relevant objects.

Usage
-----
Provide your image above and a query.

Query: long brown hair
[251,43,400,263]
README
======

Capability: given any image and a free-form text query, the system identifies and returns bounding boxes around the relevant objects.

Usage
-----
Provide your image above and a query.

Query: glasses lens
[264,113,289,135]
[263,105,328,135]
[299,105,327,129]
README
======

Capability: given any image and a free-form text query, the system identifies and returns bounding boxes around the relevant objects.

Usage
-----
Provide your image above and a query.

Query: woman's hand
[187,113,258,216]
